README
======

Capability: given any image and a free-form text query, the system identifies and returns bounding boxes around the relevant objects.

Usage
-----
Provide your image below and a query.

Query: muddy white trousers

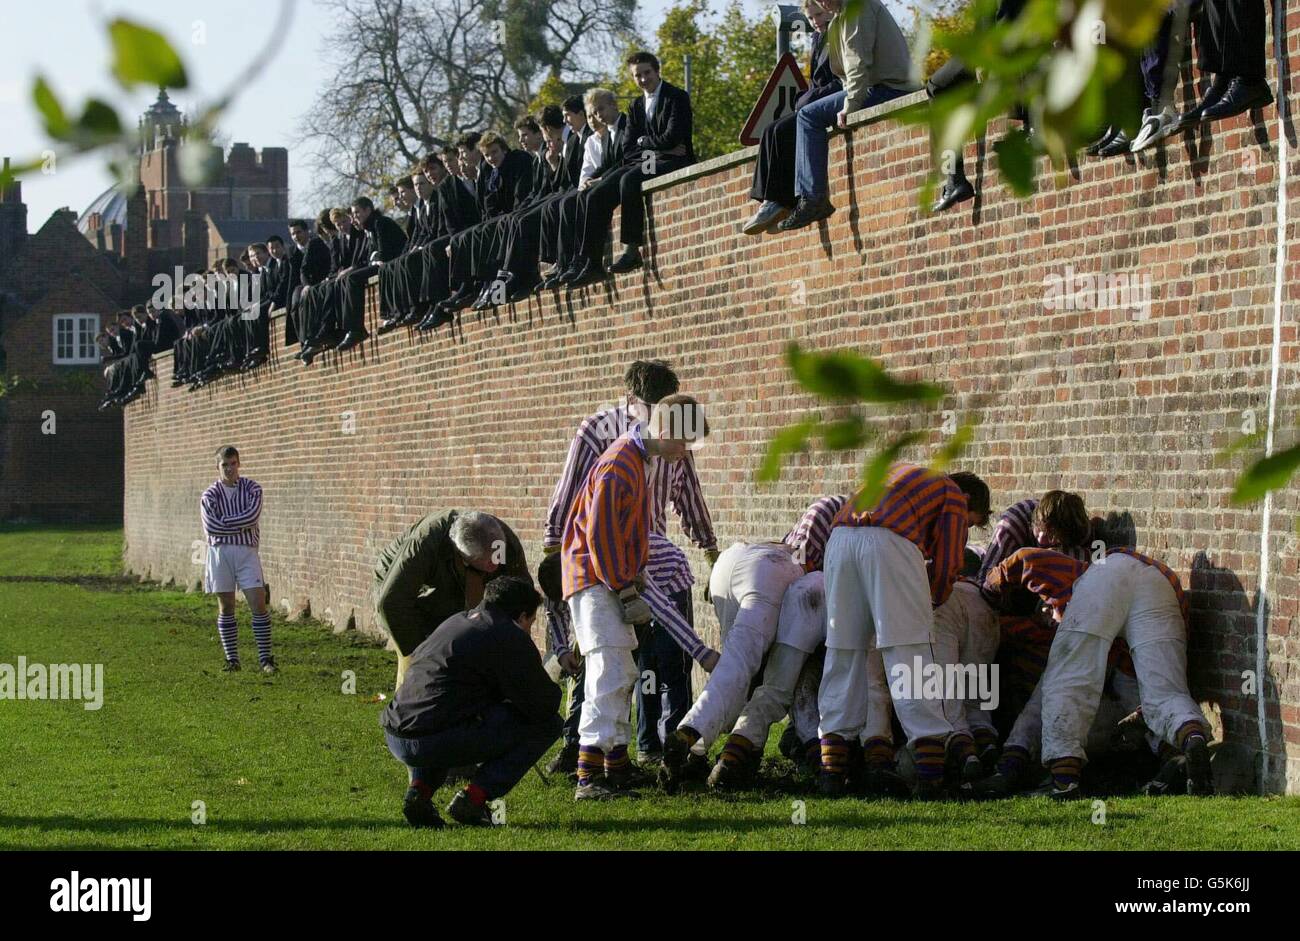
[731,571,827,750]
[818,526,953,746]
[1040,553,1204,764]
[930,580,1001,739]
[569,583,638,752]
[682,543,804,753]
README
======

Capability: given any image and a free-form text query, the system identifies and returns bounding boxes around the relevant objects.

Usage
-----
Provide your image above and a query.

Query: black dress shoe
[1085,125,1117,156]
[931,175,974,213]
[377,317,401,334]
[470,281,499,310]
[334,330,369,353]
[556,264,586,285]
[776,196,835,231]
[1096,130,1132,158]
[1184,76,1232,124]
[608,246,643,274]
[1201,77,1273,123]
[567,259,606,287]
[506,275,541,303]
[445,282,481,309]
[419,309,454,332]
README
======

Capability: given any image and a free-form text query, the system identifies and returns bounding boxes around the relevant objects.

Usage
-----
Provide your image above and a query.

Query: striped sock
[913,737,946,782]
[862,736,895,770]
[820,734,849,775]
[604,744,630,775]
[251,611,272,664]
[718,734,755,767]
[1049,756,1083,790]
[973,727,998,752]
[409,776,434,801]
[465,783,488,807]
[577,745,605,786]
[1175,720,1207,751]
[949,732,976,762]
[217,613,239,663]
[997,744,1030,777]
[674,726,701,749]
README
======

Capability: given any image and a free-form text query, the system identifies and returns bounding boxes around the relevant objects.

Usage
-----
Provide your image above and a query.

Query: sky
[0,0,779,231]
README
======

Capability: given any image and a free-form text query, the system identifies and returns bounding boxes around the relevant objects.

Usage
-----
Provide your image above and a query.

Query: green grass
[1,524,1297,850]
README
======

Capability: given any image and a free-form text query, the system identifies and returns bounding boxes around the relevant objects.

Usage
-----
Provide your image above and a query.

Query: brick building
[78,89,292,275]
[0,169,132,522]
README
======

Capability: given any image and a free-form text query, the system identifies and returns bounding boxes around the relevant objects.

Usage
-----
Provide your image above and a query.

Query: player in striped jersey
[698,495,849,791]
[201,446,275,674]
[817,464,991,799]
[543,360,719,774]
[562,395,718,800]
[975,546,1210,799]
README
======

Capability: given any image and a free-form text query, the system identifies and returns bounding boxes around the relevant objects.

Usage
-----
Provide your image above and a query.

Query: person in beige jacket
[778,0,916,231]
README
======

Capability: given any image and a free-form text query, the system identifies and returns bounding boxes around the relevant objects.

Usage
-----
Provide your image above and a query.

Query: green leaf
[756,419,817,484]
[32,76,70,139]
[1102,0,1168,49]
[854,432,926,512]
[77,100,124,138]
[1214,432,1266,467]
[931,422,975,473]
[0,157,47,189]
[786,344,946,405]
[822,415,871,452]
[109,19,189,89]
[1231,443,1300,505]
[994,128,1036,197]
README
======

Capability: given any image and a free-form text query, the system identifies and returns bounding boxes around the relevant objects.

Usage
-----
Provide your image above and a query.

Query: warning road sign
[739,52,810,146]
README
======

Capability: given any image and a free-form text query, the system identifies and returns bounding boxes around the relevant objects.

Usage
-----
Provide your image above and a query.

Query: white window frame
[52,314,101,365]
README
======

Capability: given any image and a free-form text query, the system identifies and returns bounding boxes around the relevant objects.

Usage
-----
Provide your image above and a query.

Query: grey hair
[449,511,505,561]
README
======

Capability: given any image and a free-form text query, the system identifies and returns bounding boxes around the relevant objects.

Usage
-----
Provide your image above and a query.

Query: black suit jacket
[797,31,843,109]
[301,236,331,286]
[332,228,369,272]
[624,80,695,167]
[561,126,589,190]
[593,114,629,178]
[437,175,481,237]
[364,210,409,264]
[483,148,536,217]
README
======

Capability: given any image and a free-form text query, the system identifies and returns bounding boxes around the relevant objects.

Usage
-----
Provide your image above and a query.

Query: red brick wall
[123,22,1300,792]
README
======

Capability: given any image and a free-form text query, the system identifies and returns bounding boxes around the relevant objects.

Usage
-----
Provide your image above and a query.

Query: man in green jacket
[374,509,531,689]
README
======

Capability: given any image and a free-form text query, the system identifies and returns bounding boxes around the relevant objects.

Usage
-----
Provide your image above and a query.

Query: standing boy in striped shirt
[201,446,276,674]
[818,464,990,799]
[544,360,720,773]
[562,395,716,800]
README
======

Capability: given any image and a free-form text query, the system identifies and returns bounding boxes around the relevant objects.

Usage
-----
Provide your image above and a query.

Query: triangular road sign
[739,52,810,146]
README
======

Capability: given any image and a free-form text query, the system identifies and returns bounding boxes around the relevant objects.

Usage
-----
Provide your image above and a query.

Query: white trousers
[731,571,827,749]
[569,583,638,751]
[930,580,1001,738]
[684,543,804,753]
[819,527,952,745]
[1040,554,1204,764]
[1007,669,1144,760]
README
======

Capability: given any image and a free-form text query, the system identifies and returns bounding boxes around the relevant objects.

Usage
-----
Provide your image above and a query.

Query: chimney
[0,157,29,262]
[125,184,149,302]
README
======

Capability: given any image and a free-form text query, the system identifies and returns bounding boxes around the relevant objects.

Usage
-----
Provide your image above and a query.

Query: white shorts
[204,544,265,594]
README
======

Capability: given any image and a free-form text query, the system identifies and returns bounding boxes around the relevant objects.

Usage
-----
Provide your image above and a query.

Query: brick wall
[123,18,1300,793]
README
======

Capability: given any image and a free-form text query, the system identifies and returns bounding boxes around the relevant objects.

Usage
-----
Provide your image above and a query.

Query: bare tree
[298,0,636,206]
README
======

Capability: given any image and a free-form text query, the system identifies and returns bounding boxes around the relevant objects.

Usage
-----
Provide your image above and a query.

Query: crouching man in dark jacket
[381,575,562,829]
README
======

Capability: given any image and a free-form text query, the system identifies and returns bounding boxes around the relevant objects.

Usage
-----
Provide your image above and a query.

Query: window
[53,314,100,365]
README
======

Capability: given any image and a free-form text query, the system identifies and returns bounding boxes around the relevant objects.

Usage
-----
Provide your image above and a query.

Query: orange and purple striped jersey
[831,464,969,606]
[987,547,1090,621]
[561,431,650,599]
[1107,546,1189,628]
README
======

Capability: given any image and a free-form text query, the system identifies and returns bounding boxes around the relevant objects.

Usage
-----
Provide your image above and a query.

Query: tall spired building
[77,88,291,274]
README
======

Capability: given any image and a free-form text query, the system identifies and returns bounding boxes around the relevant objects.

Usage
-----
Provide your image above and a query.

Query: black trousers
[450,221,495,285]
[578,156,691,263]
[1199,0,1266,82]
[379,253,421,319]
[553,188,589,270]
[418,238,454,306]
[339,266,377,334]
[750,110,800,207]
[504,194,562,279]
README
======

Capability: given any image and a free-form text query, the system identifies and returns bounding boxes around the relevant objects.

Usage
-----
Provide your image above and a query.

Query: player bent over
[201,446,275,674]
[562,395,717,801]
[1037,548,1211,799]
[818,465,990,800]
[380,576,562,828]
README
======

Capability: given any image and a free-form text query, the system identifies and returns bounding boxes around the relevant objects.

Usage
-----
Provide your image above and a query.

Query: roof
[77,185,130,235]
[207,218,293,246]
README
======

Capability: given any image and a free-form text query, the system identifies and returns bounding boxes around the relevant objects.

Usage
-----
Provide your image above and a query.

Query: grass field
[1,524,1297,851]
